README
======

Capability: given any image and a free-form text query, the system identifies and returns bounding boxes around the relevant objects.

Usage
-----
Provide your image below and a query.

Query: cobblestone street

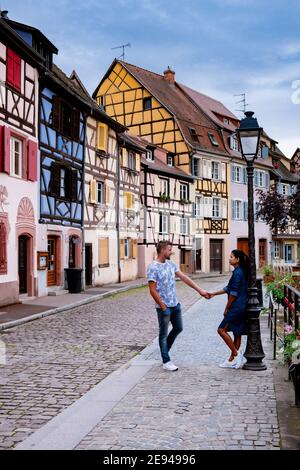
[75,282,280,451]
[0,277,220,450]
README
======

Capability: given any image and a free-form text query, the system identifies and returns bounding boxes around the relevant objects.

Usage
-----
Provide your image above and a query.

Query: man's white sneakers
[163,361,178,371]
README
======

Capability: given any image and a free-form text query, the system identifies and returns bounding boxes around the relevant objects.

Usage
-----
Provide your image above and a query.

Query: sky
[5,0,300,157]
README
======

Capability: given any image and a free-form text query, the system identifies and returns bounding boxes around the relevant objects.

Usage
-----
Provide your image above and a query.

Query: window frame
[143,97,152,111]
[212,197,221,218]
[189,127,199,142]
[208,132,219,146]
[97,181,104,204]
[180,217,188,235]
[211,161,220,181]
[10,136,23,178]
[180,183,188,201]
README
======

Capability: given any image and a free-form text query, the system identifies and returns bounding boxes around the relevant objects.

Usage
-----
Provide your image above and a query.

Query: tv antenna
[234,93,248,114]
[111,43,131,60]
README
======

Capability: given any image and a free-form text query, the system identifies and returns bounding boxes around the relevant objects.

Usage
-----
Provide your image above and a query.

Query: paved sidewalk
[16,284,282,451]
[0,273,227,331]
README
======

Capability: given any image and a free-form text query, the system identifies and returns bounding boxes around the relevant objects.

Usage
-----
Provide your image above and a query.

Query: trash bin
[65,268,83,293]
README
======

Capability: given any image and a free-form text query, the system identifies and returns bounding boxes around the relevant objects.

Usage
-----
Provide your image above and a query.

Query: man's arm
[175,270,210,298]
[148,281,167,310]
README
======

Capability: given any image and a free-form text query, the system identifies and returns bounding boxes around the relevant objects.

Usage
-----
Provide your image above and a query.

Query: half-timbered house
[0,13,44,306]
[94,60,230,273]
[139,140,195,276]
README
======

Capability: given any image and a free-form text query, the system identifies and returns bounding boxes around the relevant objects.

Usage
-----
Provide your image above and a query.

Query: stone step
[48,289,69,296]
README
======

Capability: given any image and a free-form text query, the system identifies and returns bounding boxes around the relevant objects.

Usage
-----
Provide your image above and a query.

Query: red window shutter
[13,55,21,91]
[0,126,3,172]
[3,127,10,174]
[27,140,38,181]
[6,49,14,86]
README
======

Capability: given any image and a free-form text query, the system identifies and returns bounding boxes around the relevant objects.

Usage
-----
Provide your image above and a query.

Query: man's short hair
[156,240,172,254]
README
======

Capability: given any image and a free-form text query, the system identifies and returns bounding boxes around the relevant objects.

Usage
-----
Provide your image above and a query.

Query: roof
[3,17,58,53]
[96,59,229,157]
[178,83,238,132]
[141,155,194,181]
[272,160,299,183]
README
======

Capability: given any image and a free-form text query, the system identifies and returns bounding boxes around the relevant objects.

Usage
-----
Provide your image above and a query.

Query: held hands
[199,290,214,299]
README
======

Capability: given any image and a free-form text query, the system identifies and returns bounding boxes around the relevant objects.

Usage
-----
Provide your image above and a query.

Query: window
[146,149,154,161]
[97,181,104,204]
[195,196,203,218]
[180,183,188,201]
[60,168,66,198]
[143,97,152,111]
[99,95,106,111]
[232,200,243,220]
[128,151,136,170]
[10,137,22,177]
[159,214,169,234]
[180,217,188,235]
[274,241,280,258]
[254,170,267,188]
[160,178,169,196]
[284,244,293,263]
[230,135,239,151]
[6,48,21,91]
[189,128,199,142]
[208,132,219,146]
[234,166,241,182]
[281,184,290,195]
[212,198,221,218]
[223,117,229,124]
[192,158,201,177]
[212,161,220,180]
[122,238,129,258]
[255,202,263,221]
[52,97,80,141]
[167,154,174,166]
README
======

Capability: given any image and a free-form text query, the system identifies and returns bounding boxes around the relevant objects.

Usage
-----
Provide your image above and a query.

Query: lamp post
[236,111,267,371]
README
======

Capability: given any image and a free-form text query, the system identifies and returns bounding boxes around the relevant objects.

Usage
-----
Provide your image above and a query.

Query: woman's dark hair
[231,249,250,280]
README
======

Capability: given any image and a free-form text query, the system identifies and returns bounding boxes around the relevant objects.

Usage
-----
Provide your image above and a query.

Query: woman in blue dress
[209,249,249,369]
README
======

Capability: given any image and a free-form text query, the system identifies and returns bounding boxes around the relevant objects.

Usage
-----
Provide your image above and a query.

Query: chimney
[0,10,9,19]
[163,66,175,84]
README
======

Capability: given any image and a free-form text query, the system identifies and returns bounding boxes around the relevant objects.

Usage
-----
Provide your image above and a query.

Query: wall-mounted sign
[37,251,48,270]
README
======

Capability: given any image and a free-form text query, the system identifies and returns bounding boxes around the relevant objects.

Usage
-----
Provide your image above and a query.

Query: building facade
[0,15,42,306]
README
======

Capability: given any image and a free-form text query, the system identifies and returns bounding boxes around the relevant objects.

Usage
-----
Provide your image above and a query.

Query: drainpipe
[116,138,121,284]
[81,112,87,291]
[143,164,147,245]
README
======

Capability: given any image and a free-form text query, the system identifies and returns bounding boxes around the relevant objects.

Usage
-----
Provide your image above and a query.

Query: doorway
[195,238,202,271]
[85,244,93,286]
[237,238,249,257]
[18,235,28,294]
[210,239,223,273]
[259,239,267,267]
[47,236,57,286]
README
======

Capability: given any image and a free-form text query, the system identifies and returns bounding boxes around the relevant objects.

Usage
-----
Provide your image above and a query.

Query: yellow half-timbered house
[94,60,230,273]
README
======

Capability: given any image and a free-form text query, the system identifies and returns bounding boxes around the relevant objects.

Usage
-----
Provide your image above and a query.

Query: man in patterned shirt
[147,240,210,371]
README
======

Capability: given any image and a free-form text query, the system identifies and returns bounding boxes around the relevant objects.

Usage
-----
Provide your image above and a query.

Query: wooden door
[47,237,57,286]
[85,244,93,286]
[18,236,27,294]
[196,248,202,271]
[237,238,249,257]
[210,240,223,273]
[259,239,267,267]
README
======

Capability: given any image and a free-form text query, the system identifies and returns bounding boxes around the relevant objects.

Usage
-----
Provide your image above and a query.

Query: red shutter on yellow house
[27,140,38,181]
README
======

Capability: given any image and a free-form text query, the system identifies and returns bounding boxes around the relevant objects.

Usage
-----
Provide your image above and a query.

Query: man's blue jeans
[156,303,183,363]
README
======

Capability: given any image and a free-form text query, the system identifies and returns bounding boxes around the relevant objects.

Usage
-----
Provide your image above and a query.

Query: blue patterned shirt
[147,260,179,307]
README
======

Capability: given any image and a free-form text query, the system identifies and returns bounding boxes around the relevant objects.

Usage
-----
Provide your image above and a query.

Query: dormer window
[143,97,152,111]
[189,127,199,142]
[146,149,154,161]
[208,132,219,146]
[167,154,174,166]
[223,118,229,124]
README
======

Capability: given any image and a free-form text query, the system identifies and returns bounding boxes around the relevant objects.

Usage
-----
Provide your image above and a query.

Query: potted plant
[159,193,171,203]
[265,274,295,305]
[262,265,275,284]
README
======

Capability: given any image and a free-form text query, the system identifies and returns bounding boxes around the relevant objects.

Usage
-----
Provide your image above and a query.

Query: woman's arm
[209,288,226,297]
[223,294,237,315]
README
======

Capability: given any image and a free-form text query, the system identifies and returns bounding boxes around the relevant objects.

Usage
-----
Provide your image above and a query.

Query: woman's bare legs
[217,326,239,361]
[228,335,241,361]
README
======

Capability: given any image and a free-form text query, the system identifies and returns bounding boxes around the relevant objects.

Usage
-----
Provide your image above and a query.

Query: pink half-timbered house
[0,13,45,306]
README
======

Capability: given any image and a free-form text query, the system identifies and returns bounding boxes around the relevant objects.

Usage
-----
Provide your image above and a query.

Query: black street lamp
[236,111,267,371]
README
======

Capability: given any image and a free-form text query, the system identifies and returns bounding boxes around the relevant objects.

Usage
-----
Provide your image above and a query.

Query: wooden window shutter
[71,169,78,201]
[99,238,109,266]
[131,193,135,208]
[136,154,141,172]
[221,162,226,182]
[97,123,108,151]
[13,53,21,91]
[132,239,138,259]
[52,96,61,131]
[50,162,60,196]
[3,126,10,174]
[120,239,125,260]
[72,109,80,141]
[105,184,111,205]
[6,49,14,86]
[123,191,129,209]
[121,147,127,167]
[90,179,96,203]
[27,140,38,182]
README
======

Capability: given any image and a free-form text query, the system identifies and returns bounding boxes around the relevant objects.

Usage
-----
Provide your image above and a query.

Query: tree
[256,186,289,235]
[289,183,300,230]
